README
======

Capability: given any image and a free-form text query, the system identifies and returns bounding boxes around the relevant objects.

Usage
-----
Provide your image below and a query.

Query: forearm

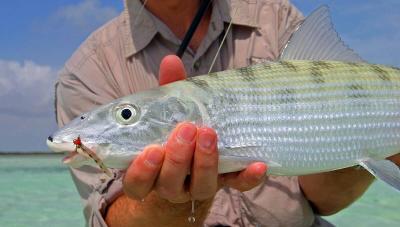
[299,153,400,216]
[105,192,213,227]
[299,167,374,215]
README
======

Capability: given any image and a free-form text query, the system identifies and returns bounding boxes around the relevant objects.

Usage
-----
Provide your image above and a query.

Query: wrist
[147,192,214,225]
[106,191,214,227]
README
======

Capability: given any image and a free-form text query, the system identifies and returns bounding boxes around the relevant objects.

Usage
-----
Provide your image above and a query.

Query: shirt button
[193,61,201,71]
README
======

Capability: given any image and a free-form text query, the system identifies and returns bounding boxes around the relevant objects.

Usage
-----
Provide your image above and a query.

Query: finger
[159,55,187,85]
[156,122,197,203]
[190,127,218,200]
[123,145,164,199]
[387,153,400,164]
[220,162,267,192]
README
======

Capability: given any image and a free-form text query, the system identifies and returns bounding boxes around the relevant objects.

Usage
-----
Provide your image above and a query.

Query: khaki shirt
[56,0,332,226]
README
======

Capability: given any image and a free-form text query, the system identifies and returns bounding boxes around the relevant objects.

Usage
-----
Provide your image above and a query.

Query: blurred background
[0,0,399,226]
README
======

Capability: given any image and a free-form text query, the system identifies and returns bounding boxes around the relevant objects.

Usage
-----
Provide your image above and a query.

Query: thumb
[159,55,187,86]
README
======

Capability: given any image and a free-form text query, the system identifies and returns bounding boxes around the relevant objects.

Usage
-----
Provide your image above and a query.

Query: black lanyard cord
[175,0,212,58]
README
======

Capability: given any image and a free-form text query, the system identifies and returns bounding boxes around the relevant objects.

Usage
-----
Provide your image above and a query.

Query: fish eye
[121,109,132,120]
[114,104,140,125]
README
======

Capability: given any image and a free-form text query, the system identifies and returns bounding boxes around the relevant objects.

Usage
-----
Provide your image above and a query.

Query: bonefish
[47,6,400,191]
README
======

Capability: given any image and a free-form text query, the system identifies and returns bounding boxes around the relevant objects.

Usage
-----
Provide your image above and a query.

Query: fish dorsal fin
[280,5,364,62]
[359,159,400,192]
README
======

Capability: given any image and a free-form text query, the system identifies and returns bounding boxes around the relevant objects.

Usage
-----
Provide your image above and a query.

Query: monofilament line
[208,7,238,74]
[188,199,196,223]
[134,0,149,26]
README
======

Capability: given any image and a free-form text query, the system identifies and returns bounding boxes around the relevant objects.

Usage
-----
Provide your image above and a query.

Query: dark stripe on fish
[311,62,326,84]
[187,77,210,89]
[236,67,256,82]
[280,61,299,72]
[348,84,368,98]
[371,65,391,81]
[345,62,362,67]
[312,61,333,69]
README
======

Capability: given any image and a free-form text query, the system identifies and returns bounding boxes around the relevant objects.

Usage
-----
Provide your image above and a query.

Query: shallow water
[0,154,399,226]
[0,155,84,227]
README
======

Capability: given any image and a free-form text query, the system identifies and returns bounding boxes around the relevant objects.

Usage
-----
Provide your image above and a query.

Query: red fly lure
[73,136,112,177]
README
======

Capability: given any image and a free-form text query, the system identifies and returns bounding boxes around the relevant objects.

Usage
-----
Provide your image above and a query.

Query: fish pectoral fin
[359,158,400,191]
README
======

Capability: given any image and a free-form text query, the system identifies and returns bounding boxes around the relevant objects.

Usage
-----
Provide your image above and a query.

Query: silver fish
[47,6,400,190]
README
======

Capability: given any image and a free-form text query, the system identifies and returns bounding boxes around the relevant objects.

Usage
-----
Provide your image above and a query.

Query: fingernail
[145,147,163,167]
[198,130,216,151]
[177,123,196,144]
[255,164,267,179]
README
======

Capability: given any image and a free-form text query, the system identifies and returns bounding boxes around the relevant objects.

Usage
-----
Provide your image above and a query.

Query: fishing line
[173,1,238,223]
[134,0,149,26]
[208,7,238,74]
[188,199,196,223]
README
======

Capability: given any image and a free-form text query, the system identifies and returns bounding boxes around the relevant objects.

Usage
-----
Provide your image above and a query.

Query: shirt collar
[216,0,260,28]
[122,0,259,58]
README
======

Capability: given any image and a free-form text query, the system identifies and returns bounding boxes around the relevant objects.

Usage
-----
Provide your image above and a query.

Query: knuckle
[235,183,252,192]
[124,188,145,200]
[168,197,189,204]
[126,169,151,185]
[133,173,150,185]
[156,186,180,200]
[223,176,252,192]
[249,174,266,185]
[122,175,153,199]
[197,144,218,157]
[229,182,251,192]
[122,181,146,199]
[195,157,217,170]
[165,152,190,167]
[239,177,264,192]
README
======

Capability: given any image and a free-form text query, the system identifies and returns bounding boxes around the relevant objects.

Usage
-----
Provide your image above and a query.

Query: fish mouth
[46,136,76,153]
[46,137,88,167]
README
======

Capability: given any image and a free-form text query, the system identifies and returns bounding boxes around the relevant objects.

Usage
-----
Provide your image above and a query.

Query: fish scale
[175,61,400,175]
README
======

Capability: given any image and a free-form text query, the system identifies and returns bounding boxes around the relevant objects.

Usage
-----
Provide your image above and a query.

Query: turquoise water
[0,155,84,227]
[0,155,399,227]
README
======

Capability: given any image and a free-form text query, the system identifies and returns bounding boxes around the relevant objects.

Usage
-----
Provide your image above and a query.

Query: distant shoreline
[0,152,62,155]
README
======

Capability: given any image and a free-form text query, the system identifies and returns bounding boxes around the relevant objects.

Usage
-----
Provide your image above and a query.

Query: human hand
[387,153,400,166]
[122,55,267,203]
